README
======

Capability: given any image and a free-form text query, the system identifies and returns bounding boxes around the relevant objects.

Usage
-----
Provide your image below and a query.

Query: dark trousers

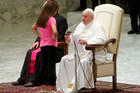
[17,49,32,83]
[16,46,64,85]
[17,49,41,84]
[80,0,86,10]
[128,0,140,30]
[56,48,64,62]
[92,0,106,10]
[80,0,106,10]
[39,46,57,85]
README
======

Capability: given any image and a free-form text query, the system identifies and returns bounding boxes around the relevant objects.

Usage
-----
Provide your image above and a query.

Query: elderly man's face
[82,11,93,25]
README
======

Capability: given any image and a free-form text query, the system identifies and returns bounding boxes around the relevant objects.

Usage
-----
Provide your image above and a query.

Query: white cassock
[56,20,107,93]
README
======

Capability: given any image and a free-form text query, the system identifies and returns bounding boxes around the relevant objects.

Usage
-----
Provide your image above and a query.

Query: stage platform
[0,81,140,93]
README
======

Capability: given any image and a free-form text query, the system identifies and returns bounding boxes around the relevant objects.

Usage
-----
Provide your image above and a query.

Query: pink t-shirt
[39,16,57,47]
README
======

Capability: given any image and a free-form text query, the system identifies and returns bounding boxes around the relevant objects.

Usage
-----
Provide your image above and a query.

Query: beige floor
[0,13,140,86]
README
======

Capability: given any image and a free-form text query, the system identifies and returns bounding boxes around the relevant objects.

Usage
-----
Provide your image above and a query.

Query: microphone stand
[66,23,93,93]
[73,35,78,93]
[65,24,79,93]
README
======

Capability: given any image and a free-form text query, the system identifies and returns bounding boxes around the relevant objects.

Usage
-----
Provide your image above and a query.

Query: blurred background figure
[127,0,140,34]
[75,0,106,11]
[92,0,106,10]
[75,0,86,11]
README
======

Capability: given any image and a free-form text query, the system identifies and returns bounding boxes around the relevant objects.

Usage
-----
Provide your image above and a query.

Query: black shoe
[12,81,24,85]
[128,30,137,34]
[24,82,34,87]
[136,31,140,34]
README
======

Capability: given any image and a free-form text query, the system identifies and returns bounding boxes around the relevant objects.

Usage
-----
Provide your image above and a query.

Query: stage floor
[0,81,139,93]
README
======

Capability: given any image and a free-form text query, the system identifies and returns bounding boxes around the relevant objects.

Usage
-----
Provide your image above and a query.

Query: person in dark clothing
[12,37,41,87]
[12,13,68,87]
[110,0,115,4]
[76,0,106,11]
[78,0,86,11]
[92,0,106,10]
[127,0,140,34]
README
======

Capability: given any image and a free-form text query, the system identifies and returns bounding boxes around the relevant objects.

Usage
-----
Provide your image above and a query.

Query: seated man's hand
[31,41,39,50]
[79,39,87,45]
[64,34,71,43]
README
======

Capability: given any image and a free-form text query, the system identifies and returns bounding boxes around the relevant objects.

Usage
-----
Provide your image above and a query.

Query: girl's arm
[31,22,41,37]
[51,24,58,40]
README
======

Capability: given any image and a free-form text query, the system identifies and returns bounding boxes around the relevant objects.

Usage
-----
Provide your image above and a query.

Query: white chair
[86,4,124,90]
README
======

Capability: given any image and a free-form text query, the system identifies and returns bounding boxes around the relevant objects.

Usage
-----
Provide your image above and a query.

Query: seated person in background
[12,13,68,87]
[56,8,107,93]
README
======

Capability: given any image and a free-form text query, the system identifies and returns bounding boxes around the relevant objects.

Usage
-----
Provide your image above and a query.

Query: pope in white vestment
[56,8,107,93]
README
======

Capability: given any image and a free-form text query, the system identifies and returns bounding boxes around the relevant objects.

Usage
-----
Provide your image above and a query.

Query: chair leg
[93,63,97,88]
[113,75,117,90]
[94,76,96,88]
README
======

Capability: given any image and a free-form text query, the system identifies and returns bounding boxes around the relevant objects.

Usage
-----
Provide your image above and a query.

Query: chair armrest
[104,38,116,47]
[58,41,66,48]
[85,44,105,50]
[58,41,68,55]
[85,38,116,51]
[85,38,116,63]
